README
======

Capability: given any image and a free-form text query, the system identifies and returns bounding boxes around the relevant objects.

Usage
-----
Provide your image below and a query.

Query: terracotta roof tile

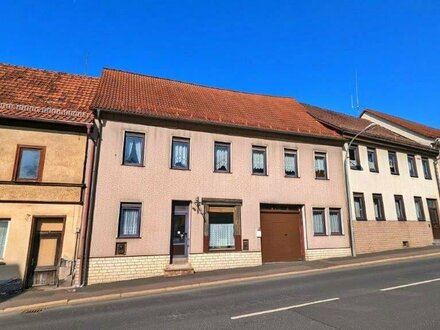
[0,63,99,125]
[304,103,430,150]
[363,109,440,139]
[92,68,341,139]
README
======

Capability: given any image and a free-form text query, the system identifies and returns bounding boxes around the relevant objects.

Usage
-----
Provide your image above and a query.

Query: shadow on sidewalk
[0,264,23,304]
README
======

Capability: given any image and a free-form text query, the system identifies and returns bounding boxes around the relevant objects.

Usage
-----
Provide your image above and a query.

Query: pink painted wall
[90,120,350,258]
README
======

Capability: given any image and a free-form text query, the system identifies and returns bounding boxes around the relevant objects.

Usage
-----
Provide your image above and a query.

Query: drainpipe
[345,123,377,257]
[76,124,95,286]
[433,138,440,199]
[81,109,103,286]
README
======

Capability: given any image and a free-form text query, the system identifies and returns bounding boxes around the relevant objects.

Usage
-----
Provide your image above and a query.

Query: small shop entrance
[260,204,304,262]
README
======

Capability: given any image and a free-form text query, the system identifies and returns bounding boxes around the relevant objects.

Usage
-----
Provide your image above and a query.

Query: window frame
[171,137,190,170]
[118,203,142,238]
[13,145,46,182]
[312,208,327,236]
[349,144,362,170]
[314,152,328,180]
[284,148,299,178]
[388,151,399,175]
[407,154,418,178]
[122,131,145,166]
[213,142,231,173]
[422,157,432,180]
[0,219,10,260]
[251,146,267,176]
[372,194,386,221]
[353,192,367,221]
[329,208,343,235]
[394,195,407,221]
[367,147,379,173]
[414,197,426,221]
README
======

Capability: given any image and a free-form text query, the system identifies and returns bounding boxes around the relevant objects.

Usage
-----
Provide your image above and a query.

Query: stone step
[164,263,195,277]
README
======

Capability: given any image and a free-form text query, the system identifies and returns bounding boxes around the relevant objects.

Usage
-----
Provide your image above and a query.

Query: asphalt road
[2,256,440,329]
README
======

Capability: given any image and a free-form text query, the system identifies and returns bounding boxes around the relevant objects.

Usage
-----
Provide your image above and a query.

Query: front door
[428,199,440,239]
[171,203,189,262]
[27,218,64,287]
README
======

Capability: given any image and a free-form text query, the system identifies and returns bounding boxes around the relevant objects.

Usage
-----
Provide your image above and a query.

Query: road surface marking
[380,278,440,292]
[230,297,340,320]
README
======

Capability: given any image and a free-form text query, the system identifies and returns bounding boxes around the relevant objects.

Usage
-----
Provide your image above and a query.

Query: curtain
[284,153,297,175]
[215,147,229,171]
[330,211,341,234]
[415,202,422,219]
[395,201,402,219]
[354,199,362,218]
[121,209,140,236]
[209,223,234,248]
[252,151,265,170]
[315,157,325,171]
[368,153,375,169]
[374,200,380,218]
[0,221,8,258]
[174,142,188,167]
[313,212,325,234]
[125,136,142,164]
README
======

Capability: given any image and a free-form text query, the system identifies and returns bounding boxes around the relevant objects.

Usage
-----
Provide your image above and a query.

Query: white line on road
[380,278,440,292]
[230,297,340,320]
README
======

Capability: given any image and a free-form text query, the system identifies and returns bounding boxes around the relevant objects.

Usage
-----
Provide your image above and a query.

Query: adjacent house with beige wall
[306,105,440,254]
[85,68,352,284]
[0,64,98,292]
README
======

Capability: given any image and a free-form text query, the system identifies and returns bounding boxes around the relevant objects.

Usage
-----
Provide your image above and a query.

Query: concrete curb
[1,251,440,315]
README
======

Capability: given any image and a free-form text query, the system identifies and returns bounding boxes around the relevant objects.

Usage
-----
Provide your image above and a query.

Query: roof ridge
[301,102,371,122]
[0,63,99,81]
[102,67,296,100]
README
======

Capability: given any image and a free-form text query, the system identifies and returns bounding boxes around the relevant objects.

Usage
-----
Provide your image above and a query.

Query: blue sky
[1,0,439,127]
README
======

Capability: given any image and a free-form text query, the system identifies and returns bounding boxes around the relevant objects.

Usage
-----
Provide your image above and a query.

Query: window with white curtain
[354,193,366,220]
[123,132,145,166]
[367,148,379,172]
[314,152,327,179]
[284,149,298,177]
[422,158,432,179]
[329,209,342,235]
[118,203,141,238]
[252,146,267,175]
[172,138,190,169]
[313,208,326,235]
[0,220,9,258]
[214,142,230,172]
[394,195,406,221]
[208,213,235,249]
[407,155,418,177]
[414,197,425,221]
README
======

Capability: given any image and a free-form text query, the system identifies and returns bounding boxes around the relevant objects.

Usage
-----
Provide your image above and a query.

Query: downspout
[76,124,95,286]
[81,109,103,286]
[434,151,440,201]
[344,142,357,257]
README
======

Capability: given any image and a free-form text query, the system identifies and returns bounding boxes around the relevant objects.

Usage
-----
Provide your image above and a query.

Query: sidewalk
[1,246,440,314]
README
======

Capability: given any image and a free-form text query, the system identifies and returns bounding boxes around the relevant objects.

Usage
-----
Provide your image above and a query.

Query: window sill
[369,170,379,173]
[410,175,419,178]
[424,177,433,180]
[390,172,400,176]
[315,177,329,180]
[208,248,237,252]
[122,163,145,167]
[376,219,386,221]
[214,171,232,174]
[252,173,268,176]
[418,219,426,222]
[330,233,344,236]
[285,175,300,178]
[356,218,367,221]
[350,167,363,171]
[398,219,407,222]
[117,236,142,239]
[313,233,327,237]
[170,167,190,171]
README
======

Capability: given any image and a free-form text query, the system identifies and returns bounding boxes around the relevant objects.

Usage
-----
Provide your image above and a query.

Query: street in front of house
[2,256,440,329]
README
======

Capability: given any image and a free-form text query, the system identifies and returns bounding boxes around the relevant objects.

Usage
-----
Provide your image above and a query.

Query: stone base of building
[189,251,262,272]
[305,248,352,261]
[354,220,433,254]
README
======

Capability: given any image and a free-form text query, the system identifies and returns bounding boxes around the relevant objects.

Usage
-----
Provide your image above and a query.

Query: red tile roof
[92,68,341,139]
[363,109,440,139]
[0,63,99,125]
[304,104,431,150]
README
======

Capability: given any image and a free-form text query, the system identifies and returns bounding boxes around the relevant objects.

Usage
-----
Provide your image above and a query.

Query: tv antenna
[351,70,360,114]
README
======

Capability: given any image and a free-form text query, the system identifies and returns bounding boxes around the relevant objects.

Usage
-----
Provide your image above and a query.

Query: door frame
[24,215,66,288]
[260,204,305,262]
[169,201,191,264]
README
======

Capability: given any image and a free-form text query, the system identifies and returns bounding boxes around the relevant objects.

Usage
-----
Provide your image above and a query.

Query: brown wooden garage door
[260,210,303,262]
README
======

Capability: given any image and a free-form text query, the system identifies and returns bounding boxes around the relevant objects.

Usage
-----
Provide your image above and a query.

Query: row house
[85,68,352,284]
[306,105,440,253]
[0,64,98,291]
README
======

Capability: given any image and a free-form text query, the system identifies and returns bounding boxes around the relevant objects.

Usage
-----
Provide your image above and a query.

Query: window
[214,142,230,173]
[14,146,45,181]
[367,148,379,172]
[171,138,190,170]
[349,145,361,170]
[209,213,235,249]
[313,208,326,235]
[353,193,366,220]
[123,132,145,166]
[394,195,406,221]
[407,155,418,177]
[314,152,328,179]
[388,151,399,175]
[329,209,342,235]
[118,203,142,238]
[422,158,432,179]
[414,197,426,221]
[252,146,267,175]
[373,194,386,221]
[427,199,439,225]
[0,220,9,259]
[284,149,298,177]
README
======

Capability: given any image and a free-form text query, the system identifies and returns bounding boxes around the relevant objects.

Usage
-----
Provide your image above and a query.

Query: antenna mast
[351,70,360,114]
